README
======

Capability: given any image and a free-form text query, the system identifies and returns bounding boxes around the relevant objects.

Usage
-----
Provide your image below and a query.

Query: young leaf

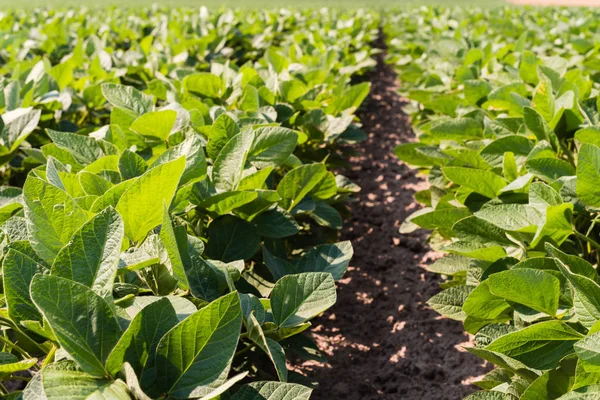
[116,157,186,243]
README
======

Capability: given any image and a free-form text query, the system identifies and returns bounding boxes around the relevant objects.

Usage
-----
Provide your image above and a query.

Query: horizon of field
[0,0,508,10]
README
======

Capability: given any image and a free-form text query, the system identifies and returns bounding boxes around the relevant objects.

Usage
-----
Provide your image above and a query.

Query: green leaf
[271,272,336,328]
[24,369,131,400]
[577,144,600,209]
[118,150,147,181]
[488,268,560,316]
[475,204,542,232]
[184,73,225,98]
[116,157,185,243]
[152,135,207,186]
[277,164,327,212]
[248,127,298,169]
[545,243,597,280]
[442,167,507,198]
[253,208,299,239]
[527,158,575,183]
[130,110,177,140]
[106,298,179,389]
[575,332,600,370]
[160,203,189,289]
[247,312,288,381]
[23,175,89,261]
[3,242,49,324]
[205,215,260,262]
[212,131,254,192]
[294,241,353,281]
[155,292,242,398]
[30,275,122,376]
[556,385,600,399]
[427,286,473,321]
[485,321,583,370]
[52,207,124,298]
[555,259,600,329]
[47,129,104,165]
[231,382,312,400]
[463,281,511,320]
[0,357,37,373]
[101,83,154,115]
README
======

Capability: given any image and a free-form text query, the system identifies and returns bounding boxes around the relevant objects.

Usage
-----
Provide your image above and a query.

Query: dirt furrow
[298,36,490,399]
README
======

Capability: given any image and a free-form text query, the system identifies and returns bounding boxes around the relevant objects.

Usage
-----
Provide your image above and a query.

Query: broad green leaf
[212,131,254,192]
[52,207,124,298]
[253,208,299,239]
[30,275,122,376]
[116,157,185,243]
[427,285,473,321]
[24,369,130,400]
[475,204,542,232]
[184,73,225,98]
[555,259,600,329]
[205,215,260,262]
[486,321,584,370]
[231,381,312,400]
[271,272,336,328]
[575,332,600,370]
[442,167,507,198]
[106,298,179,388]
[47,129,104,165]
[23,175,88,261]
[488,268,560,316]
[160,203,189,289]
[556,385,600,399]
[101,83,154,115]
[130,110,177,140]
[152,135,207,185]
[118,150,147,181]
[248,127,298,169]
[155,292,242,398]
[294,241,353,281]
[577,144,600,209]
[277,164,327,212]
[463,281,511,321]
[3,242,49,324]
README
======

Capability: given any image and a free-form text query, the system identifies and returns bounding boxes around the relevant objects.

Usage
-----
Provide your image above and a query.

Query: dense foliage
[388,6,600,400]
[0,6,378,399]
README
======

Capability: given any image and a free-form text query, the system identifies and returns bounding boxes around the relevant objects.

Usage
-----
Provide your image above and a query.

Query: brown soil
[296,39,490,399]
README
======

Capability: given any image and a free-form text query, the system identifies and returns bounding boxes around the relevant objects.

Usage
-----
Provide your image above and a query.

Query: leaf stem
[0,335,32,360]
[574,230,600,252]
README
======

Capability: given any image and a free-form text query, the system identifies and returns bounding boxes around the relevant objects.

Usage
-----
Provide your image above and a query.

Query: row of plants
[0,7,379,399]
[387,6,600,400]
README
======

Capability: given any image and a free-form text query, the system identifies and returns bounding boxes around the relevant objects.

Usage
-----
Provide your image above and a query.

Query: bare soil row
[296,36,491,399]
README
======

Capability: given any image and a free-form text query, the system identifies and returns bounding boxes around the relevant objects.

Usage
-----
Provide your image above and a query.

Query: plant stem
[574,231,600,252]
[0,336,31,359]
[41,345,57,369]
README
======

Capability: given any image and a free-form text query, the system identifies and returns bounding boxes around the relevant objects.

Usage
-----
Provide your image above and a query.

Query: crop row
[0,7,378,399]
[387,6,600,400]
